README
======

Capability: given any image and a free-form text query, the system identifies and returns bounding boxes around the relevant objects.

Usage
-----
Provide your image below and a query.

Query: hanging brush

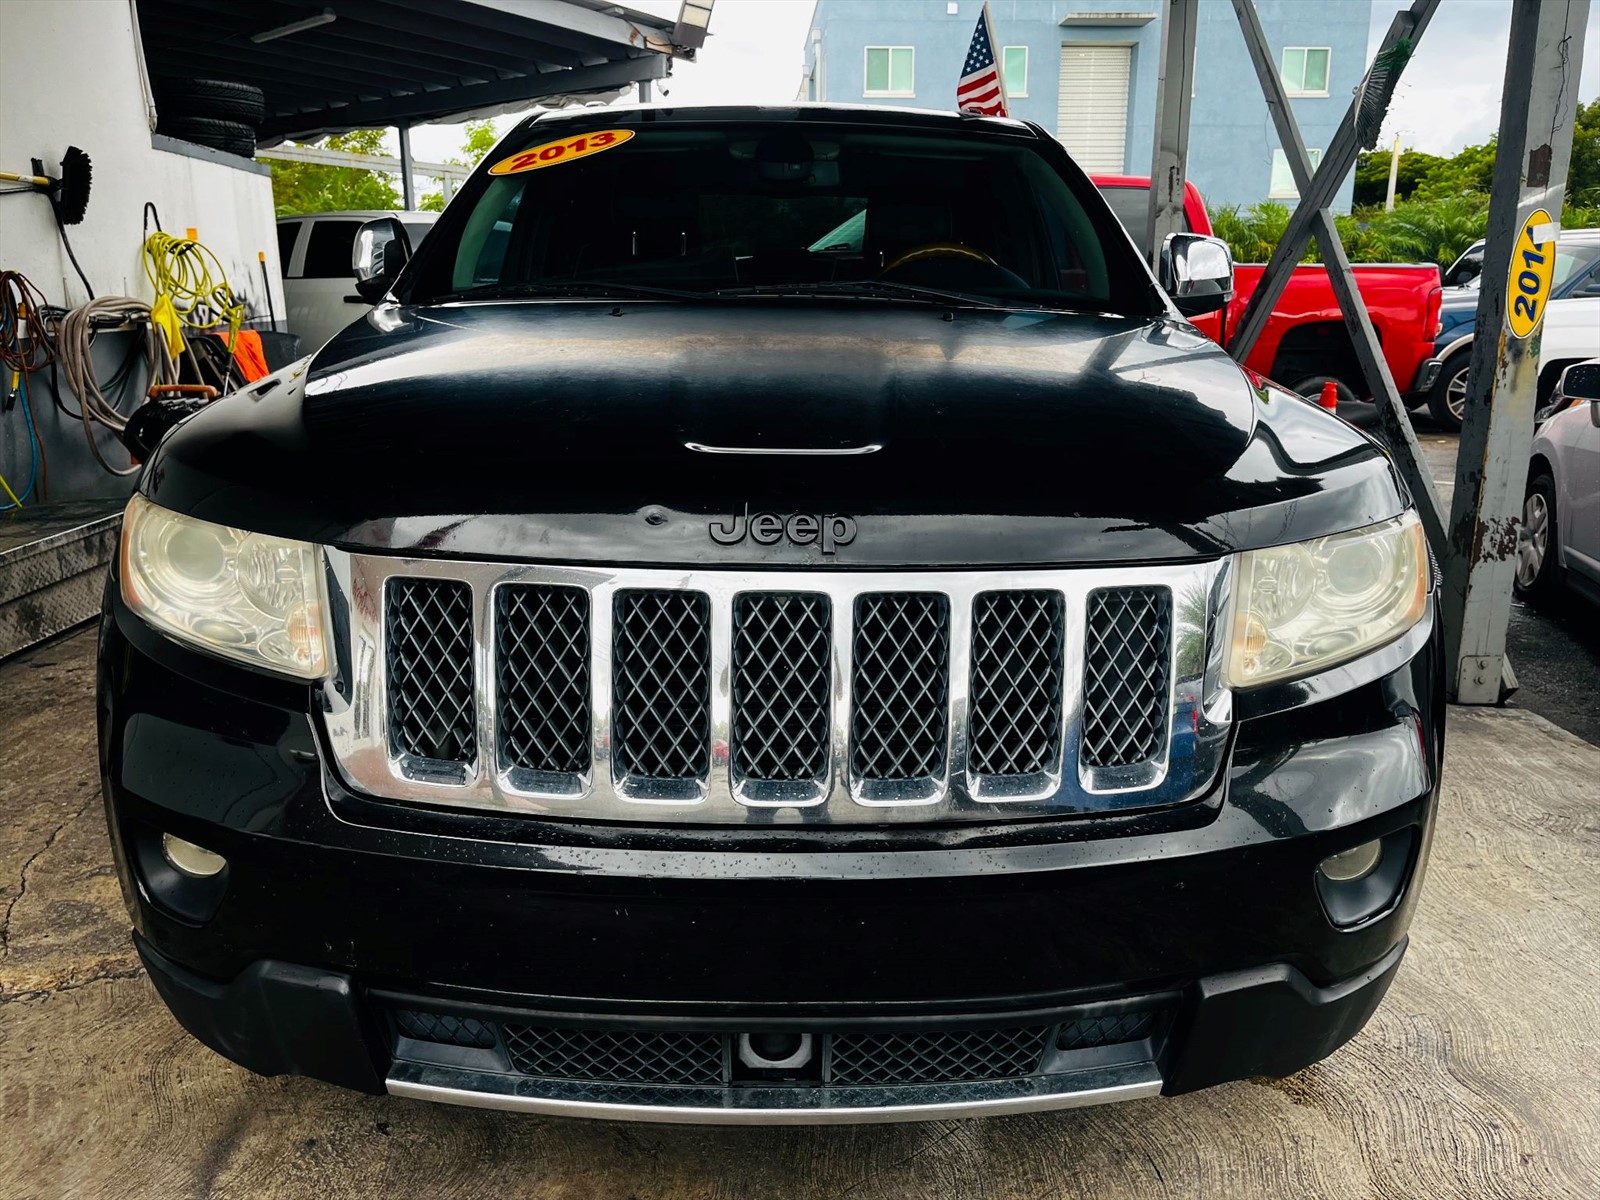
[0,146,93,224]
[0,148,96,299]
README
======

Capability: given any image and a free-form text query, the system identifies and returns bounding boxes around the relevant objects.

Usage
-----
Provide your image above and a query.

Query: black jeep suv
[98,105,1441,1124]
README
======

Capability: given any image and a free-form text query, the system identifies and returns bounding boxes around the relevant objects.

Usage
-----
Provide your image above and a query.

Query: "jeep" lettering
[710,505,857,553]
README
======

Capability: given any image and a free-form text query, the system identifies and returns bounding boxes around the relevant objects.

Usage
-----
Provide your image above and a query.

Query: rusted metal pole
[1144,0,1199,267]
[1443,0,1590,704]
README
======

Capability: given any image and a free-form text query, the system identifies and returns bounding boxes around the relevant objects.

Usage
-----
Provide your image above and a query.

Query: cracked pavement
[4,628,1600,1199]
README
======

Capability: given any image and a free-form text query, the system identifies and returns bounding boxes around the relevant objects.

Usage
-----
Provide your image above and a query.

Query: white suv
[276,211,438,350]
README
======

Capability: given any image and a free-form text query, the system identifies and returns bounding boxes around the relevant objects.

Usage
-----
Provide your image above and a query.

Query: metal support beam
[1227,0,1441,363]
[1144,0,1199,267]
[1229,0,1450,563]
[398,123,415,210]
[257,55,668,141]
[1444,0,1589,704]
[255,143,473,186]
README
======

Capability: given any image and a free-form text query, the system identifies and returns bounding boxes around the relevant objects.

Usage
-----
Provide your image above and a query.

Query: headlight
[120,494,329,679]
[1224,513,1427,688]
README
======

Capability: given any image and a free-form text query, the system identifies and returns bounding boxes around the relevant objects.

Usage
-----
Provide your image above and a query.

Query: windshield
[402,120,1154,314]
[1553,237,1600,291]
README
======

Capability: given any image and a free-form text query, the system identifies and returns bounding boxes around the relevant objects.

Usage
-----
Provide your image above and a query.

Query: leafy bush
[1369,195,1491,268]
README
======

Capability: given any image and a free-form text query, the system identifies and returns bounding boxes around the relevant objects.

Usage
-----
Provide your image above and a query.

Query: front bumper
[136,932,1408,1123]
[98,580,1443,1122]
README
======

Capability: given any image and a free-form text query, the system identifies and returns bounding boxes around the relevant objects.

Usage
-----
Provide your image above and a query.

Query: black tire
[1513,472,1561,603]
[1428,350,1470,431]
[156,79,265,126]
[157,116,256,159]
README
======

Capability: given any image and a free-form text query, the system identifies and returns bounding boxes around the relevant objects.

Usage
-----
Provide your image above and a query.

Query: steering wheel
[881,242,997,275]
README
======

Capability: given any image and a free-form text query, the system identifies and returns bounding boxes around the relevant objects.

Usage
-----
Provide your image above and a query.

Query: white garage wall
[0,0,287,500]
[0,0,284,311]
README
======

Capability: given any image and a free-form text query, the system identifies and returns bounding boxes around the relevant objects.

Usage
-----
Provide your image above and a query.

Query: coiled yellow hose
[141,231,245,352]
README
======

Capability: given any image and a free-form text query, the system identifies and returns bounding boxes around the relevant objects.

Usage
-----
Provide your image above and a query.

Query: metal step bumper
[385,1058,1163,1125]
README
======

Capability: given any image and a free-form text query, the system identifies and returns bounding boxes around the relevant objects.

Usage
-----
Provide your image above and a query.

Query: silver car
[1518,360,1600,604]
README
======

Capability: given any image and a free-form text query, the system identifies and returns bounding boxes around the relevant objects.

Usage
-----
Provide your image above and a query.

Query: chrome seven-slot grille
[381,574,1174,812]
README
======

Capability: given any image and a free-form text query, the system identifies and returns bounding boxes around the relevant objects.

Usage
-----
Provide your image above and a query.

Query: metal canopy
[134,0,688,144]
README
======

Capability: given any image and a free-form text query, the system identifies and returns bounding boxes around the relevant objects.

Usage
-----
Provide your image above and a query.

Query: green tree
[1568,97,1600,206]
[418,120,501,211]
[262,129,401,216]
[1353,147,1449,207]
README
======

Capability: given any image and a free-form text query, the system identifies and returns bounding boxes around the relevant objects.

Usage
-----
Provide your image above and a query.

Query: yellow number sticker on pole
[487,129,636,176]
[1507,209,1556,339]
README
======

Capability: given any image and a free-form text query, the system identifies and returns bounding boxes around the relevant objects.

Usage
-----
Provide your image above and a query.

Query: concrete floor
[4,627,1600,1199]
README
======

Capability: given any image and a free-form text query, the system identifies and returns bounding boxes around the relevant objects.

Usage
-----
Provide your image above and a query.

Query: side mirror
[1160,233,1234,317]
[1561,363,1600,402]
[1445,258,1482,287]
[352,217,412,303]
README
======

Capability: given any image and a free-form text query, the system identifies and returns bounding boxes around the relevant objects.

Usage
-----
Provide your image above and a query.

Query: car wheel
[1428,353,1469,431]
[1513,472,1560,602]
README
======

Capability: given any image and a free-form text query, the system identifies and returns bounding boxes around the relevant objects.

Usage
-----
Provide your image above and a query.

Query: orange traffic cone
[1318,381,1340,411]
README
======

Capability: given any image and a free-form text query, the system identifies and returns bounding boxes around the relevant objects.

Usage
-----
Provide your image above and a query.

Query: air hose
[1,269,54,505]
[55,296,175,477]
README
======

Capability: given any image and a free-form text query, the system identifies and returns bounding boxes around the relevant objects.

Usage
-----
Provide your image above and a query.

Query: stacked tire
[155,80,265,159]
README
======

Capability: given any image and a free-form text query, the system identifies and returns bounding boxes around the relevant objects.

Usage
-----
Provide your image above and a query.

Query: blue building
[799,0,1369,213]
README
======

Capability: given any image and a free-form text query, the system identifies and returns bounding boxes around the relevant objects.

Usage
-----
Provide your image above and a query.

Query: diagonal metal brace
[1227,0,1441,364]
[1228,0,1449,560]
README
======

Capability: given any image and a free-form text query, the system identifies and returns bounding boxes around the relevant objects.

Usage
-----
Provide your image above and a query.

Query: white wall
[0,0,285,309]
[0,0,287,500]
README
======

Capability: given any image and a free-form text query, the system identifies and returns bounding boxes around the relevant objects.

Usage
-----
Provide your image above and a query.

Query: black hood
[144,301,1406,567]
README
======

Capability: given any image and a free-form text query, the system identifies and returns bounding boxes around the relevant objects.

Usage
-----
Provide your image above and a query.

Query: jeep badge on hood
[711,505,857,553]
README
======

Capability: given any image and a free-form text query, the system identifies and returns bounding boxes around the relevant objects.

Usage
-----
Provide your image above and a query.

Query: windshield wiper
[713,279,1016,309]
[431,280,704,303]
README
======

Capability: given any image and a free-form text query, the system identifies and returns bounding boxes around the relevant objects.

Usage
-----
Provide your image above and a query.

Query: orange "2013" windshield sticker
[488,129,635,175]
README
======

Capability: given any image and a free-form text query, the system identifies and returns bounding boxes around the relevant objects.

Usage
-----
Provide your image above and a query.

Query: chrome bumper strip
[386,1060,1163,1125]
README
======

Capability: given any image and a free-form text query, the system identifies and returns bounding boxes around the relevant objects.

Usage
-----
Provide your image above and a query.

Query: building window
[1003,46,1028,97]
[1280,47,1331,96]
[865,46,914,96]
[1270,147,1323,199]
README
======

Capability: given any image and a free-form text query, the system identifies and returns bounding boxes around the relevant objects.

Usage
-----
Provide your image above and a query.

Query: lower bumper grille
[385,1001,1173,1093]
[828,1025,1050,1086]
[504,1025,725,1086]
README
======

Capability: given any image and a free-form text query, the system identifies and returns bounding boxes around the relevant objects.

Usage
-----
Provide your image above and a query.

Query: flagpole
[984,2,1009,116]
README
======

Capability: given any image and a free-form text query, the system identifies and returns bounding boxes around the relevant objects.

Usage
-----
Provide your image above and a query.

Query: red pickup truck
[1094,176,1444,404]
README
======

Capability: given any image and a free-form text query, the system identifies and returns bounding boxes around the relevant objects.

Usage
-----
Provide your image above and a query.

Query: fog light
[162,833,226,878]
[1319,839,1382,882]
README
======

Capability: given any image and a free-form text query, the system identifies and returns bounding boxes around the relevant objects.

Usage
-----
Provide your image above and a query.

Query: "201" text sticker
[488,129,636,176]
[1507,208,1556,339]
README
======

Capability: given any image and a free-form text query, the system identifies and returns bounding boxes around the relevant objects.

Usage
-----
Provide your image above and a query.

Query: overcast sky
[407,0,1600,165]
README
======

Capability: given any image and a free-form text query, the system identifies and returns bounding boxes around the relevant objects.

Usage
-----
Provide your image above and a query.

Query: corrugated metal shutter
[1057,44,1131,172]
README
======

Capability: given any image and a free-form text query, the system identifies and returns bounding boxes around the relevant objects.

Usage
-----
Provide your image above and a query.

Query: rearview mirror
[1159,233,1234,317]
[352,217,412,303]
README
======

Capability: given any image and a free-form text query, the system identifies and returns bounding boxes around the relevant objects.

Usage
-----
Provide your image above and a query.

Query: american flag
[956,3,1007,117]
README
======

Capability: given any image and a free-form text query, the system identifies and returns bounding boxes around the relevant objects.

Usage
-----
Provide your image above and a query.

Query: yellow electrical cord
[141,230,245,356]
[0,471,22,508]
